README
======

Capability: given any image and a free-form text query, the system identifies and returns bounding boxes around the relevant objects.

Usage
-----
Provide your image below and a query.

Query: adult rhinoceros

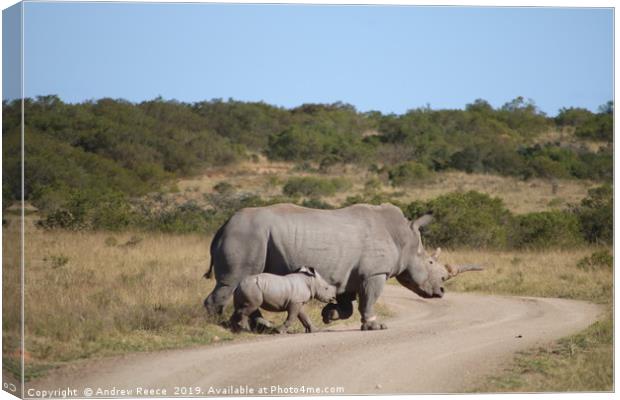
[203,203,481,330]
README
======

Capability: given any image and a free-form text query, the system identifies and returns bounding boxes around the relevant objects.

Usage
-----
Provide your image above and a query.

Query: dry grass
[17,228,224,368]
[3,215,23,376]
[171,156,594,214]
[443,248,613,304]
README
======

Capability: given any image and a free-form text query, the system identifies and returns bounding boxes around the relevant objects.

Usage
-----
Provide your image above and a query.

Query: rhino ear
[411,214,433,231]
[307,267,317,277]
[297,266,316,276]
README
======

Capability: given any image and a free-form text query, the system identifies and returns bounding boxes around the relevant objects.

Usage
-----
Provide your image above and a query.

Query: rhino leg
[204,282,236,315]
[358,274,388,331]
[250,310,275,333]
[277,303,302,334]
[321,293,355,324]
[229,309,252,332]
[298,308,318,333]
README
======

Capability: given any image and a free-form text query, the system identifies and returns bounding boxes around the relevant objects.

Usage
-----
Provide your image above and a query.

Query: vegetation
[511,211,583,249]
[3,96,612,221]
[403,188,610,249]
[556,101,613,141]
[573,184,613,245]
[388,161,433,186]
[282,176,352,197]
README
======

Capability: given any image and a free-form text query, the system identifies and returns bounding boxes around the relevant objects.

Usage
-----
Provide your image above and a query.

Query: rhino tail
[204,217,231,280]
[204,257,214,279]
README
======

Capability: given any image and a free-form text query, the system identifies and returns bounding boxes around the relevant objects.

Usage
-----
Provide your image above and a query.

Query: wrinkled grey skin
[230,267,337,334]
[204,203,481,331]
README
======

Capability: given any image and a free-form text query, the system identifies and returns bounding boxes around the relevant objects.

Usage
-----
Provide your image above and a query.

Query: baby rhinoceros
[230,267,337,334]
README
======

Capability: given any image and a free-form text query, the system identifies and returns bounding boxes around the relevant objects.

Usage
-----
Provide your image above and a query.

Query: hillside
[3,96,612,208]
[2,96,612,248]
[170,156,594,214]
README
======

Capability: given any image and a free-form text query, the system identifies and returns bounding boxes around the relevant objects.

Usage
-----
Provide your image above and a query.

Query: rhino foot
[254,317,274,329]
[361,321,387,331]
[321,304,339,324]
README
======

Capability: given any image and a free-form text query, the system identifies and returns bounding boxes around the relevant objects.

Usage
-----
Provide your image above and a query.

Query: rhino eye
[429,260,434,264]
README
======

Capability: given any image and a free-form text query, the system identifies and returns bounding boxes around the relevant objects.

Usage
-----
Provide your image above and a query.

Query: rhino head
[396,215,483,298]
[297,266,338,303]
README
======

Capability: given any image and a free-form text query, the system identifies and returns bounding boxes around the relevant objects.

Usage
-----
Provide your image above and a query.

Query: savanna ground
[2,161,613,392]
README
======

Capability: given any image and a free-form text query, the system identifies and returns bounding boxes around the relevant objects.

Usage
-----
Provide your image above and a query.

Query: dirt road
[28,286,601,396]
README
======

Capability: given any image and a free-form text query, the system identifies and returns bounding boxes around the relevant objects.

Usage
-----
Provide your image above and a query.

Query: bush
[301,198,334,209]
[388,161,433,186]
[213,181,235,195]
[577,250,613,271]
[574,185,613,244]
[575,113,613,141]
[341,193,398,207]
[282,176,351,197]
[403,191,512,249]
[38,189,135,231]
[511,211,584,249]
[448,147,484,173]
[555,107,594,127]
[139,202,221,234]
[267,125,373,164]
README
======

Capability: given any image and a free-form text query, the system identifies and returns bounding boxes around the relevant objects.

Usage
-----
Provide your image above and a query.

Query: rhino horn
[445,264,483,278]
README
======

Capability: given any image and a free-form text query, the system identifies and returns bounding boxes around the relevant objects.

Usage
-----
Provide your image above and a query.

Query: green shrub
[577,250,613,271]
[38,189,135,231]
[213,181,235,195]
[555,107,595,127]
[388,161,433,186]
[341,193,398,207]
[448,147,484,173]
[511,211,584,249]
[403,191,512,249]
[575,113,612,141]
[300,198,334,209]
[139,202,221,234]
[282,176,351,197]
[574,185,613,244]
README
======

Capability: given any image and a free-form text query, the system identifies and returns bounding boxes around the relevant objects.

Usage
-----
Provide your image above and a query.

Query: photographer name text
[26,385,345,398]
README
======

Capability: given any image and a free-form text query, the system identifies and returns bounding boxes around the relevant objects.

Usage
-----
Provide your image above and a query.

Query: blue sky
[5,3,614,115]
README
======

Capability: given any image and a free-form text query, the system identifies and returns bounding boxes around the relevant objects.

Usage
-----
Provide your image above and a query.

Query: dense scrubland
[2,96,613,390]
[2,96,613,248]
